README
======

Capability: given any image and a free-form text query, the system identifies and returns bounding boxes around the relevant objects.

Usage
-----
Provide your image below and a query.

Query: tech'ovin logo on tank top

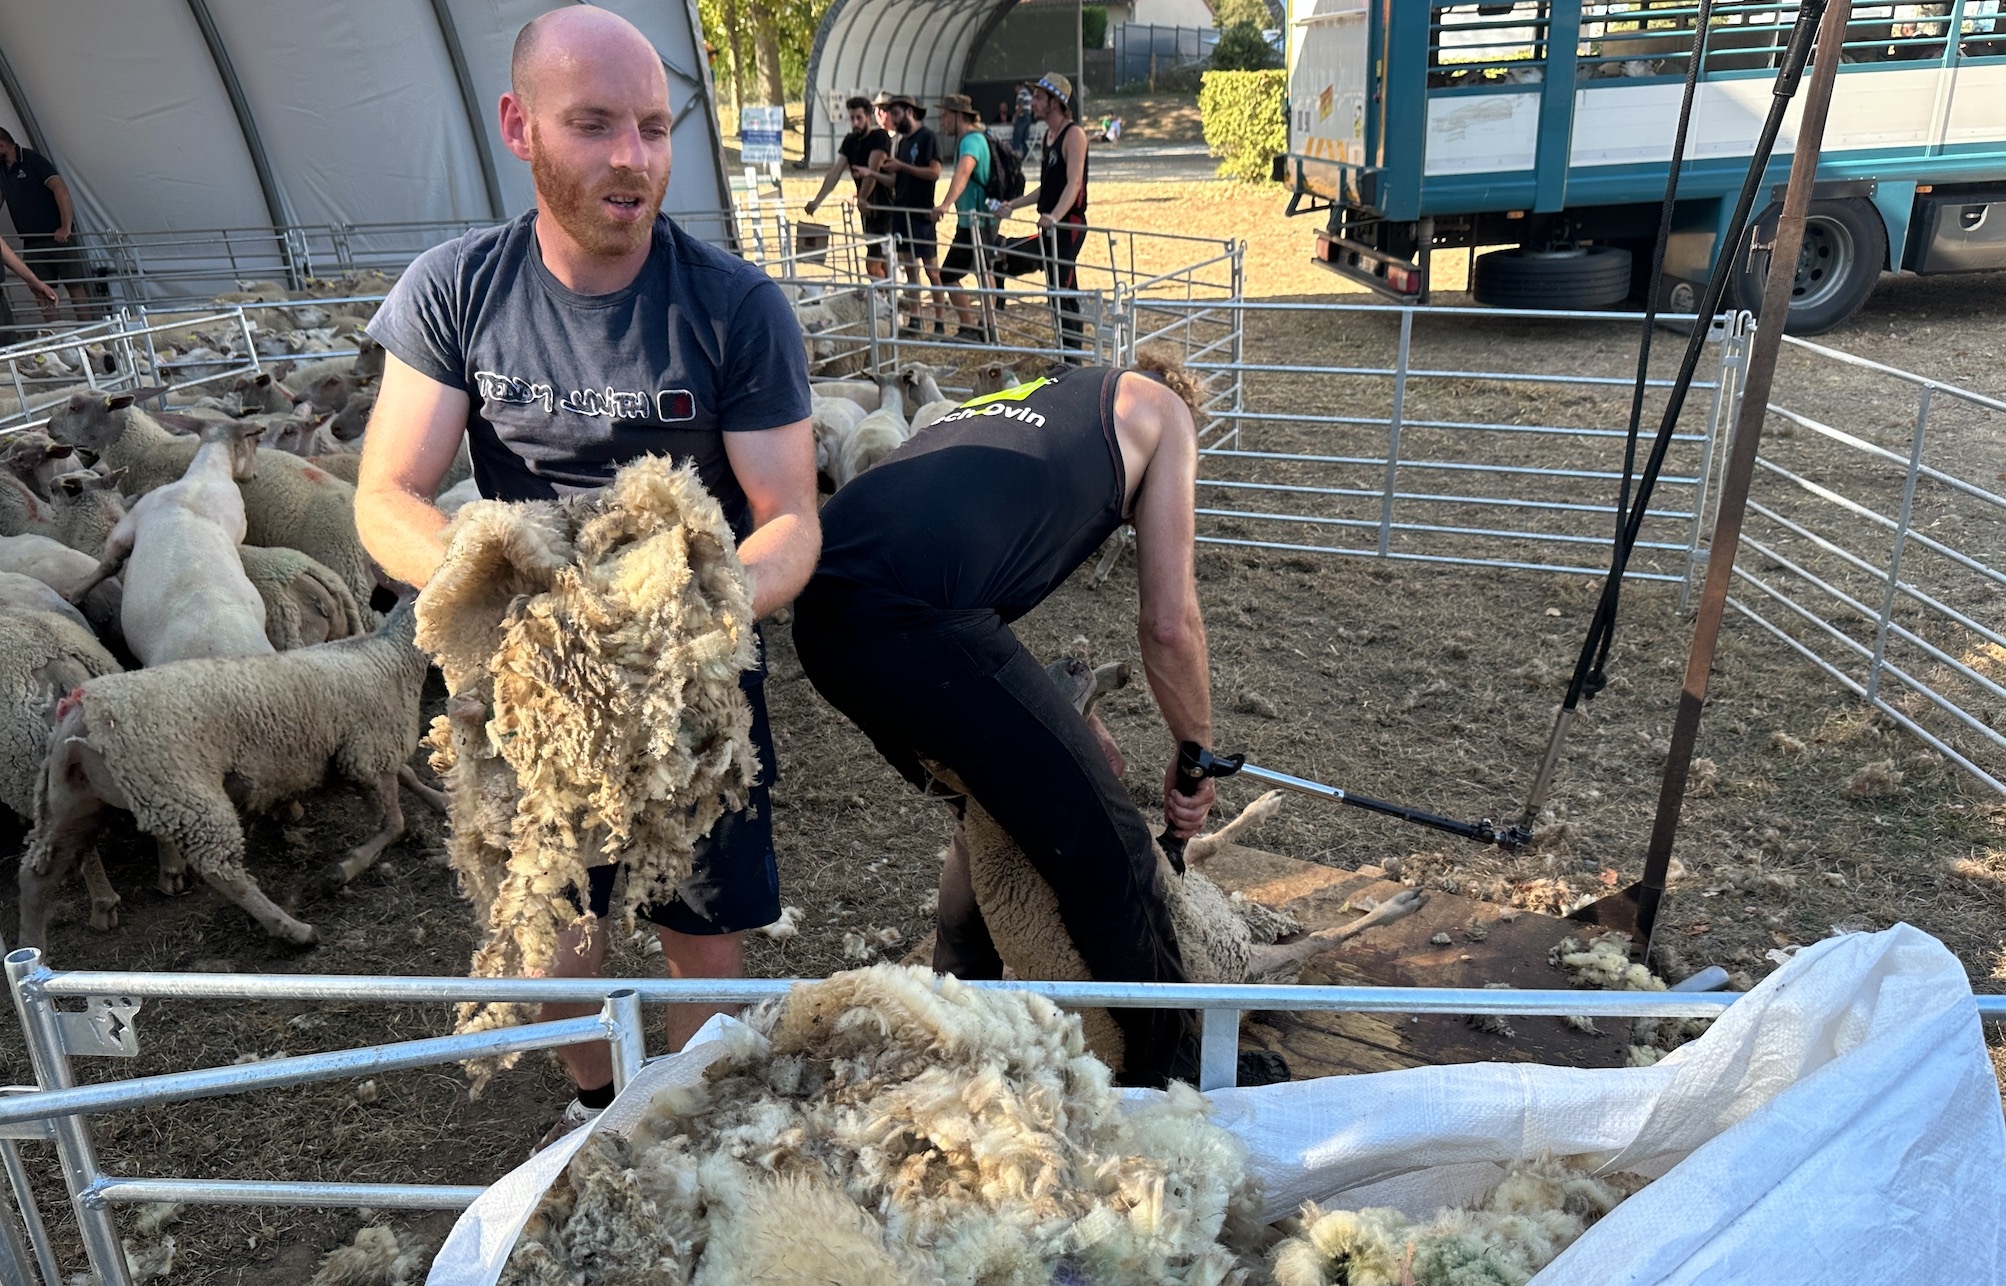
[931,377,1051,429]
[473,369,697,422]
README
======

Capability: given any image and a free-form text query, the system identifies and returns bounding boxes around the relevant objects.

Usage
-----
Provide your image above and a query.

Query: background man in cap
[930,93,994,340]
[804,95,892,280]
[0,128,90,321]
[872,94,946,335]
[999,73,1090,352]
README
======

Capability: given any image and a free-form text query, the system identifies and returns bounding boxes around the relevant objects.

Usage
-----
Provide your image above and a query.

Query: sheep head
[47,390,148,453]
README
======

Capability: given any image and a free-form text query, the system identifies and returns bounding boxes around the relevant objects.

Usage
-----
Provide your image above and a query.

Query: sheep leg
[163,787,317,945]
[396,763,450,812]
[1242,889,1428,978]
[1087,527,1132,590]
[155,837,189,896]
[1184,790,1287,867]
[79,852,121,931]
[309,772,404,900]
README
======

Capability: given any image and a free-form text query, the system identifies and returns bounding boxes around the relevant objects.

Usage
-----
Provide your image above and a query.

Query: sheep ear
[105,393,137,411]
[46,443,74,459]
[239,422,266,440]
[54,474,83,494]
[153,412,203,435]
[253,372,272,387]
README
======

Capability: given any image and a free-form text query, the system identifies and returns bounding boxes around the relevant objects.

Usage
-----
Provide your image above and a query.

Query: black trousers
[1043,218,1088,350]
[792,597,1196,1086]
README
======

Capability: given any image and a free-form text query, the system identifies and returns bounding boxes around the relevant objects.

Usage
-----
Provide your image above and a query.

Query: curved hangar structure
[803,0,1082,168]
[0,0,732,291]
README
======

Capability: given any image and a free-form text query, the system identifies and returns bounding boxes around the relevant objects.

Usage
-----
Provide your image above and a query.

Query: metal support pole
[1683,316,1747,611]
[602,989,647,1093]
[5,949,132,1286]
[1376,309,1413,557]
[1616,0,1855,955]
[1197,1007,1240,1091]
[1866,385,1932,704]
[2,1139,60,1286]
[0,1195,36,1286]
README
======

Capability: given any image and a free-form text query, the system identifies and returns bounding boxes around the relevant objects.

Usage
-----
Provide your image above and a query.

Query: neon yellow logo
[957,377,1048,409]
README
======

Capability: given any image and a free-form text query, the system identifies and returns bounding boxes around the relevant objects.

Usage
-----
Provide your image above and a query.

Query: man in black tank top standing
[1000,72,1090,353]
[792,356,1214,1087]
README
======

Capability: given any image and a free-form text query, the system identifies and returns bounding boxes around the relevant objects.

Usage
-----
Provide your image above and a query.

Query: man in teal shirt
[931,93,994,341]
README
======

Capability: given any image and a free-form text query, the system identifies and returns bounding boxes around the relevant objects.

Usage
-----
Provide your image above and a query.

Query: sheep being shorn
[502,964,1264,1285]
[952,657,1423,1072]
[416,458,760,1078]
[1268,1155,1648,1286]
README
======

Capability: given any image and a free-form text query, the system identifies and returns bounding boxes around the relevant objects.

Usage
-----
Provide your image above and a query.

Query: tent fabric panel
[0,2,272,240]
[442,0,732,228]
[205,0,495,229]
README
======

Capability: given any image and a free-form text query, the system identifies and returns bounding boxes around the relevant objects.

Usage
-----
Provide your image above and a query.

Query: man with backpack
[931,93,1009,341]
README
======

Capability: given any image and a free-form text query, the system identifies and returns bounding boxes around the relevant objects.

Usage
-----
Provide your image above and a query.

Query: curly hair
[1132,344,1206,417]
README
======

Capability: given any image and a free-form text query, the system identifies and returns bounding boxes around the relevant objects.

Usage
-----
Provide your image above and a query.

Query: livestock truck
[1279,2,2006,332]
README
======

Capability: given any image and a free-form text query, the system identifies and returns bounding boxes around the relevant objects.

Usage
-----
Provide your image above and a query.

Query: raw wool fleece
[502,965,1265,1285]
[1268,1156,1647,1286]
[417,458,759,1065]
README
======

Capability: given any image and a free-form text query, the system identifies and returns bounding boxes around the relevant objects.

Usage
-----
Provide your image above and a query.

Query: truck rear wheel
[1471,245,1633,310]
[1733,197,1886,335]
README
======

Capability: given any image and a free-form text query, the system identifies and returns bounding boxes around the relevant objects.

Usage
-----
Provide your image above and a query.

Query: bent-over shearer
[353,6,818,1147]
[792,357,1216,1087]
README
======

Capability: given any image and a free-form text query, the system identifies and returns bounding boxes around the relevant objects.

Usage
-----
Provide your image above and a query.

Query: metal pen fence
[1142,300,1743,586]
[0,944,1782,1286]
[1726,332,2006,792]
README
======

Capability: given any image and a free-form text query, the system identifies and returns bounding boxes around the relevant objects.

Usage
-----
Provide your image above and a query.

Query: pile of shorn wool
[416,458,759,1076]
[1269,1157,1647,1286]
[501,964,1266,1285]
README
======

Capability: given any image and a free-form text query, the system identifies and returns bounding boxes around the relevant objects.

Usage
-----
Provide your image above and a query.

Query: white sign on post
[740,105,785,165]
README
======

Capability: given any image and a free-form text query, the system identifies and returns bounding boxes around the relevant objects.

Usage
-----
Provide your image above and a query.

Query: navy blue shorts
[577,671,781,935]
[890,209,938,261]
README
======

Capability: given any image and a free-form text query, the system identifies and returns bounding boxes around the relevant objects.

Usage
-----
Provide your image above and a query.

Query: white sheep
[0,571,92,633]
[0,604,120,825]
[67,419,274,667]
[45,391,381,615]
[808,378,882,411]
[0,431,95,498]
[17,600,443,946]
[832,380,906,490]
[898,361,957,435]
[0,464,127,558]
[238,545,366,651]
[0,532,125,641]
[809,394,866,486]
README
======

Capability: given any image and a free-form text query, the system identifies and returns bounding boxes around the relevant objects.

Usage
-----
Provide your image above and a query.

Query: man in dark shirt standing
[355,6,818,1146]
[873,94,946,335]
[0,129,89,321]
[804,96,892,279]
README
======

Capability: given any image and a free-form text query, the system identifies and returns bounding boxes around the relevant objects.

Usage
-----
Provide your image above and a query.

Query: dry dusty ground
[1,177,2002,1280]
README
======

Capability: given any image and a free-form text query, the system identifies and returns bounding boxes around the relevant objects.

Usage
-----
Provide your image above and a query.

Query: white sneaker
[533,1098,603,1154]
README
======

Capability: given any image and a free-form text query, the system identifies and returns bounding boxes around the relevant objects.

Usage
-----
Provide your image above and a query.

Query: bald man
[355,7,819,1146]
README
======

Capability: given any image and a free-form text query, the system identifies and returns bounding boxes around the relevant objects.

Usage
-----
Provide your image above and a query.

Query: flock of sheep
[0,279,450,950]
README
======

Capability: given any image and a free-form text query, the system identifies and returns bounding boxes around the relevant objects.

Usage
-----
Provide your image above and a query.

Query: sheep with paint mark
[16,599,442,947]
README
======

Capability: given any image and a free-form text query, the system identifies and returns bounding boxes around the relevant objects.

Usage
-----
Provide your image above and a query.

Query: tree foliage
[1210,22,1280,71]
[1199,68,1286,182]
[1212,0,1273,32]
[700,0,829,107]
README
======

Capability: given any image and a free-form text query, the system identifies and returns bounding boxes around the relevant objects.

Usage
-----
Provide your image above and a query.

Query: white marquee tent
[0,0,731,298]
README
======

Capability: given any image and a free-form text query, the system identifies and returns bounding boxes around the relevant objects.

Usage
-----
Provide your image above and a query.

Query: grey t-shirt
[367,211,811,536]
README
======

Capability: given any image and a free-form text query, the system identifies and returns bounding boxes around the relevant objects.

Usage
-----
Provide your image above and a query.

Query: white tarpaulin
[434,924,2005,1283]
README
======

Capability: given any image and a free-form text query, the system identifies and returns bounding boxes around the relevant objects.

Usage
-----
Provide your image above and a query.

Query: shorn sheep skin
[502,964,1265,1285]
[416,458,761,1085]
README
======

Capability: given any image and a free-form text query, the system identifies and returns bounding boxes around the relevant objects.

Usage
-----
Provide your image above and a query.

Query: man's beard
[530,132,667,259]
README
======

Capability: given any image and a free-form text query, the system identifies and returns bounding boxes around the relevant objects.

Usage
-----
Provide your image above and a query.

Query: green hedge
[1083,4,1108,50]
[1200,69,1286,183]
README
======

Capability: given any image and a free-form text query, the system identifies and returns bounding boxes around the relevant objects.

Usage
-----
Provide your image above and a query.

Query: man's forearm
[1138,603,1211,747]
[355,488,450,589]
[737,508,820,619]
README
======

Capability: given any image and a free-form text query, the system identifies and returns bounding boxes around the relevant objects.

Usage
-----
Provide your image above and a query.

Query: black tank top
[804,366,1124,624]
[1036,120,1088,221]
